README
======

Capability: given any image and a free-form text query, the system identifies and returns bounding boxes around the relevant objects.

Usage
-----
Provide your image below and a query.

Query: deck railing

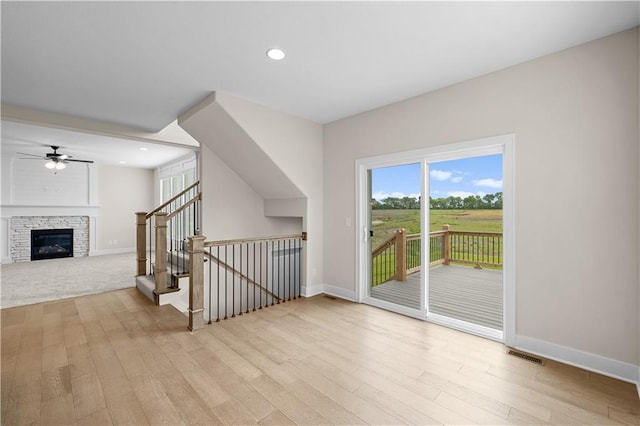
[371,225,503,286]
[186,233,306,331]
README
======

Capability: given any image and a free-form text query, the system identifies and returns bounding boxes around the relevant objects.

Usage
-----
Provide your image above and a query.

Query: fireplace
[31,229,74,261]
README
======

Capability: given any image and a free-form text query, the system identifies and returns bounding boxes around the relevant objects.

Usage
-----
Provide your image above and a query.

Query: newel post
[188,235,206,331]
[396,228,408,282]
[442,224,451,265]
[153,212,168,304]
[135,212,147,276]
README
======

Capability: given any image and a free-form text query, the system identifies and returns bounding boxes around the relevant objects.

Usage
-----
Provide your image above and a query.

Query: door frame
[355,134,515,345]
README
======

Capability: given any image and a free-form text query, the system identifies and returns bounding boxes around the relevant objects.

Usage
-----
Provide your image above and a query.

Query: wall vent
[507,349,545,365]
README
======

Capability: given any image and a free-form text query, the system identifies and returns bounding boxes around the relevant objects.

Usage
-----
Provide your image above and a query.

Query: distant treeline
[372,192,503,210]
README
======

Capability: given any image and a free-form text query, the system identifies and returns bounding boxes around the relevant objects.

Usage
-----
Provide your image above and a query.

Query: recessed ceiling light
[266,48,285,61]
[139,147,148,151]
[119,161,127,164]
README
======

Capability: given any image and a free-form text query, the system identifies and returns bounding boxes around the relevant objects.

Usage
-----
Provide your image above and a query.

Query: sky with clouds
[371,154,503,201]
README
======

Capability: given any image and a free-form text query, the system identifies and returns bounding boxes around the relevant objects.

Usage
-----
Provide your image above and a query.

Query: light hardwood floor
[1,288,638,425]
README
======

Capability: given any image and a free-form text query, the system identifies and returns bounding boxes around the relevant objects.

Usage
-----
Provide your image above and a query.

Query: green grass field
[371,209,502,248]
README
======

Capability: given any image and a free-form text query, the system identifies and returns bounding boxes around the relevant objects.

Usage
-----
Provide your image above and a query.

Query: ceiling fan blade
[66,159,94,164]
[18,157,47,160]
[17,152,44,158]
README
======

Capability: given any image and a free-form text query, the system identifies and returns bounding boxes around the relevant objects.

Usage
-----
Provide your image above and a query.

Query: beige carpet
[0,253,136,309]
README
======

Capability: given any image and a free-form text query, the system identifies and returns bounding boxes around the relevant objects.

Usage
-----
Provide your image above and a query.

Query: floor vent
[507,349,545,365]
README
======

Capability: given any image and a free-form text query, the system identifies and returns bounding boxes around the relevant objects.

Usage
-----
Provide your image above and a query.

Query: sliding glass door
[356,135,514,343]
[427,154,504,340]
[368,163,423,311]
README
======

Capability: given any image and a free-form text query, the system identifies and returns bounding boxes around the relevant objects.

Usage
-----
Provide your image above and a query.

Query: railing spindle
[259,242,263,309]
[208,246,212,324]
[232,246,236,318]
[216,246,221,322]
[224,245,228,320]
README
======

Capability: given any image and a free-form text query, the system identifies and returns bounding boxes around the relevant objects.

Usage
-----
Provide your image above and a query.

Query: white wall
[200,142,302,240]
[179,92,324,289]
[323,29,639,376]
[5,157,91,206]
[95,165,155,253]
[213,93,324,288]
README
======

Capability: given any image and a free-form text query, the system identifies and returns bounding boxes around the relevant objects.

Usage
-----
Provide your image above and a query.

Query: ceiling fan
[18,145,94,170]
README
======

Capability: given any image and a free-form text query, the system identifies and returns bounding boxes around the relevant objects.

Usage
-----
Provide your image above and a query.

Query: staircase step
[135,275,155,302]
[136,274,183,304]
[172,271,190,279]
[168,250,189,269]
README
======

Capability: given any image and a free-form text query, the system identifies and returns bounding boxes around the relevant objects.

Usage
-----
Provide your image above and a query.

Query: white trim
[501,136,516,347]
[301,284,357,301]
[322,284,357,301]
[301,284,325,297]
[354,163,367,303]
[421,161,428,313]
[90,247,135,256]
[363,296,424,320]
[515,335,640,386]
[427,312,503,342]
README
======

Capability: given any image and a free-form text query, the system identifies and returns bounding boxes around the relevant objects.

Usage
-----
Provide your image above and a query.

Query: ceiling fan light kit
[18,145,94,172]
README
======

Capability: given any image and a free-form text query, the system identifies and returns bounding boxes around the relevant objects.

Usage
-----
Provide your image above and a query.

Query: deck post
[135,212,147,276]
[153,212,168,304]
[396,228,407,281]
[442,224,451,265]
[188,235,206,331]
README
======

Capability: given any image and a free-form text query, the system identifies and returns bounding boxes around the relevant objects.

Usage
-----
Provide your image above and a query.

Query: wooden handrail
[204,251,281,301]
[204,233,306,248]
[146,180,200,219]
[371,234,397,258]
[449,230,502,238]
[166,193,201,220]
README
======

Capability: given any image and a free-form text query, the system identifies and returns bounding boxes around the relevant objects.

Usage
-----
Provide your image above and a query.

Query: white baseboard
[427,312,503,342]
[515,335,639,387]
[322,284,357,301]
[301,283,356,301]
[90,247,135,256]
[2,248,134,263]
[301,284,325,298]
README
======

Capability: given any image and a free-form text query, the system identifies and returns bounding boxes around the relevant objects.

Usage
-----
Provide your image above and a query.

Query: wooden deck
[370,265,503,330]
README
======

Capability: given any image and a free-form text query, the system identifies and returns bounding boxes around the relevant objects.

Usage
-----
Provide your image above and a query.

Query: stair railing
[186,232,306,331]
[136,181,201,301]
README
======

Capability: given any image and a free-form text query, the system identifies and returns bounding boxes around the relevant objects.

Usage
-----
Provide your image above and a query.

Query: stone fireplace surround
[9,216,90,262]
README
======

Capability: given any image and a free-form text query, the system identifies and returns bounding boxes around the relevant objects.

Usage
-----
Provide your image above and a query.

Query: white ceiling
[1,121,195,169]
[1,1,639,162]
